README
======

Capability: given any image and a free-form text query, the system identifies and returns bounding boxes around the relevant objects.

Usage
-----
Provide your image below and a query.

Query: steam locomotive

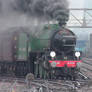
[0,24,82,79]
[30,24,82,79]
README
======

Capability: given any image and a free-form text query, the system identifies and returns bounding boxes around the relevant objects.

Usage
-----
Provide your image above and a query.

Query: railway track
[80,57,92,92]
[0,72,90,92]
[0,77,75,92]
[25,72,92,92]
[82,57,92,72]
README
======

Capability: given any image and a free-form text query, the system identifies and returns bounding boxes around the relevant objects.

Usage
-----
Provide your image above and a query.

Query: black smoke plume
[14,0,69,25]
[0,0,69,31]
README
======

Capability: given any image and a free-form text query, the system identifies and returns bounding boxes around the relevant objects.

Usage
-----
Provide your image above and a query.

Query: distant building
[84,0,92,57]
[89,34,92,48]
[75,40,87,52]
[86,33,92,57]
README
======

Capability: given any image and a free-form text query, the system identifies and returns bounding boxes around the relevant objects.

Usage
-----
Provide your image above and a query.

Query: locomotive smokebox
[51,29,76,54]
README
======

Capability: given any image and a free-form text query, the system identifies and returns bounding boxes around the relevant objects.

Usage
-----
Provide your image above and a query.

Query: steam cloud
[14,0,69,24]
[0,0,69,31]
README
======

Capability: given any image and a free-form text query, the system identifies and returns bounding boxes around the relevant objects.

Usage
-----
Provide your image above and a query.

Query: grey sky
[69,0,84,8]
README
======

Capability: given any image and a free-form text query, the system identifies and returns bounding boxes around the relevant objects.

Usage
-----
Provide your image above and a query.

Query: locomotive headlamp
[75,52,80,57]
[50,51,56,58]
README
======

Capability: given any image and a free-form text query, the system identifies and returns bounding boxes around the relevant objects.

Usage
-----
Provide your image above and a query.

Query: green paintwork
[16,24,60,60]
[17,32,28,61]
[30,24,60,51]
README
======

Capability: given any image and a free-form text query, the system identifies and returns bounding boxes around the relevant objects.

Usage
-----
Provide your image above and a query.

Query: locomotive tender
[0,24,82,79]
